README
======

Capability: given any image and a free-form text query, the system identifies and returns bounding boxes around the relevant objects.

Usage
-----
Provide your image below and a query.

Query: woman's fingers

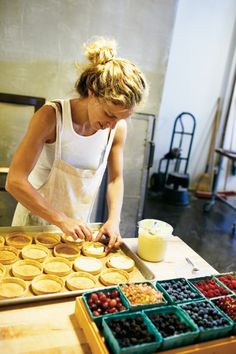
[82,224,93,241]
[61,218,93,241]
[105,234,122,253]
[114,235,123,249]
[94,229,103,242]
[75,223,93,240]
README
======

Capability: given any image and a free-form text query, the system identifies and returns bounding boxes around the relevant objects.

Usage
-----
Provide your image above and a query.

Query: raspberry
[213,289,220,296]
[231,280,236,288]
[207,290,215,298]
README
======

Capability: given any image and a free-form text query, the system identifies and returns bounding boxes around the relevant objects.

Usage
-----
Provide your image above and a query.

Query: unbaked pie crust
[35,233,61,248]
[53,243,80,261]
[66,271,96,290]
[82,241,106,258]
[62,234,84,249]
[12,259,43,280]
[0,235,4,246]
[5,232,32,249]
[0,277,27,299]
[99,268,129,286]
[21,244,50,262]
[0,263,6,278]
[32,274,64,295]
[106,254,135,272]
[0,246,19,265]
[43,257,72,276]
[74,256,102,275]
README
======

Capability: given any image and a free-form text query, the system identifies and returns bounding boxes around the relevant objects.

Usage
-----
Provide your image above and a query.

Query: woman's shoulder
[112,119,127,145]
[28,104,58,143]
[115,119,127,134]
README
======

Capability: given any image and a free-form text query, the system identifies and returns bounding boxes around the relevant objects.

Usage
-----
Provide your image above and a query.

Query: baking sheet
[0,224,154,307]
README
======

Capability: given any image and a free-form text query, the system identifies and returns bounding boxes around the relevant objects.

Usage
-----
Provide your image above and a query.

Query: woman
[6,37,148,252]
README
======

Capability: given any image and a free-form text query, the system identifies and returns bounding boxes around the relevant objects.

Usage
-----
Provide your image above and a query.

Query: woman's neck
[71,97,96,136]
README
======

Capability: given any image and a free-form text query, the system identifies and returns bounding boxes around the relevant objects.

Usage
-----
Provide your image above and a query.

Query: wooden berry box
[75,295,236,354]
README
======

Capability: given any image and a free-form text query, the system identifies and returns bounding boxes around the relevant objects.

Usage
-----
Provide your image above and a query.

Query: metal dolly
[204,148,236,236]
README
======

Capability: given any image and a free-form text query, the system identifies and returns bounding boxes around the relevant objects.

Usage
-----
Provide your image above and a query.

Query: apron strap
[103,127,117,162]
[45,101,62,160]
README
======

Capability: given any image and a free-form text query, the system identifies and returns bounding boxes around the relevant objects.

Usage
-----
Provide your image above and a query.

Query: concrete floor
[143,191,236,273]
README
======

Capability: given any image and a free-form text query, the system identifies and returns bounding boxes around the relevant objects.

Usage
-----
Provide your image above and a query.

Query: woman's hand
[57,216,93,241]
[94,219,123,253]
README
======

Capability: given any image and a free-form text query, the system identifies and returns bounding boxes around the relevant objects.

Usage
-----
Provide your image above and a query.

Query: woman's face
[87,94,134,130]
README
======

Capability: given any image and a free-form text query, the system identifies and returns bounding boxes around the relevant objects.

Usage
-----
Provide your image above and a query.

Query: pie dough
[31,274,64,295]
[5,232,32,249]
[82,241,106,258]
[0,263,6,278]
[0,277,27,299]
[35,233,61,248]
[62,234,84,249]
[12,259,42,280]
[21,244,50,262]
[43,257,72,276]
[66,272,96,291]
[99,268,129,286]
[0,235,4,246]
[53,243,80,261]
[74,256,102,275]
[106,255,135,272]
[0,246,19,265]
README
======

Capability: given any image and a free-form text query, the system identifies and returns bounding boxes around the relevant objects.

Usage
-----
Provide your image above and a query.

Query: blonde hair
[75,37,148,107]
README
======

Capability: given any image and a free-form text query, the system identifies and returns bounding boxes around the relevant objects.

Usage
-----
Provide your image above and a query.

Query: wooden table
[0,237,223,354]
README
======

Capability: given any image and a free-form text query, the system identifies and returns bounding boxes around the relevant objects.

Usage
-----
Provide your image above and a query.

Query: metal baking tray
[0,224,155,307]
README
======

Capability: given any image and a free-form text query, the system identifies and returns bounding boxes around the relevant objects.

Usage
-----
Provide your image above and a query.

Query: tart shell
[0,246,19,265]
[0,263,6,278]
[12,259,43,280]
[82,241,106,258]
[73,256,102,275]
[0,277,27,299]
[61,234,84,249]
[5,232,32,249]
[35,233,61,248]
[66,271,96,291]
[0,235,5,246]
[43,257,72,276]
[53,243,80,261]
[99,268,129,286]
[31,274,64,295]
[106,254,135,272]
[21,244,50,262]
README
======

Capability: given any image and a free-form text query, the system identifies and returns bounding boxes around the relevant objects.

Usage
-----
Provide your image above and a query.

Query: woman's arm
[6,105,92,240]
[95,119,127,250]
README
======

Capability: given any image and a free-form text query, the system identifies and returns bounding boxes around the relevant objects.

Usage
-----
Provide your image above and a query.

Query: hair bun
[84,37,117,65]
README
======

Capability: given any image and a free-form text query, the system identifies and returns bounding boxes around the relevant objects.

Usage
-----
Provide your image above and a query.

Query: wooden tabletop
[0,237,219,354]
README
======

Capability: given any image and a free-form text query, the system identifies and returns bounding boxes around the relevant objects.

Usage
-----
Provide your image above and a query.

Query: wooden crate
[74,296,236,354]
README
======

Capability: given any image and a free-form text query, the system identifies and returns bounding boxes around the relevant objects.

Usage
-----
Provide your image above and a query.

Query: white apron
[12,102,116,226]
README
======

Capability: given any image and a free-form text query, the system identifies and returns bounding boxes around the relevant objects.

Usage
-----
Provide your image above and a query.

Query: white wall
[152,0,236,190]
[0,0,177,115]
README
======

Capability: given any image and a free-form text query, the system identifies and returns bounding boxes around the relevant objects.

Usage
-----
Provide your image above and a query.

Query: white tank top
[29,99,109,189]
